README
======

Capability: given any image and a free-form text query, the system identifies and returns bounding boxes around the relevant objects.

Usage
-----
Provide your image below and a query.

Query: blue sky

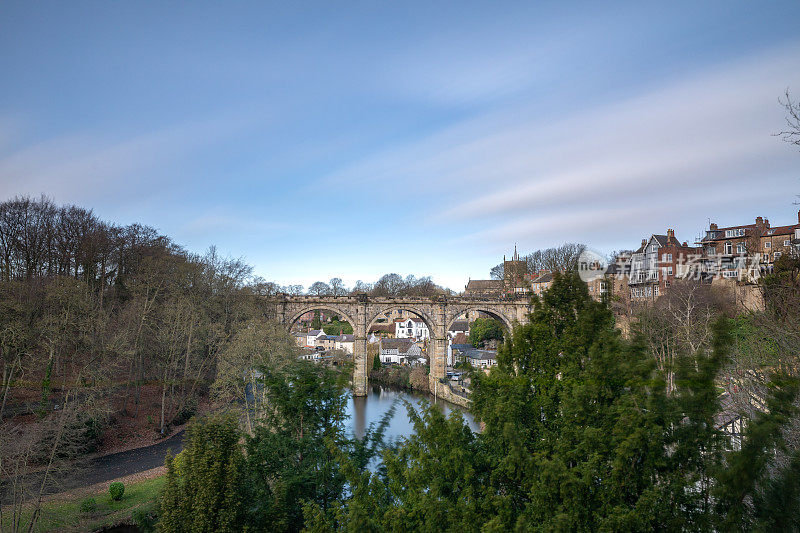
[1,1,799,290]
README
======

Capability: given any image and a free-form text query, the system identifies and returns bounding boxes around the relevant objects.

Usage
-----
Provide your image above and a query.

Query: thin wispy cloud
[318,42,799,258]
[0,111,260,204]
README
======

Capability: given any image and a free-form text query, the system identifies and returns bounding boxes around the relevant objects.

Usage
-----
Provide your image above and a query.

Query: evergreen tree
[471,272,729,530]
[157,414,245,533]
[245,361,349,532]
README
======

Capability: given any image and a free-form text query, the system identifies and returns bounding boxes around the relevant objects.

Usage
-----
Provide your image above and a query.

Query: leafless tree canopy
[778,88,800,150]
[490,243,587,278]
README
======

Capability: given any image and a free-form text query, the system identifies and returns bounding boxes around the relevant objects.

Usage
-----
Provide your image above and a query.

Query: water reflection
[346,385,479,442]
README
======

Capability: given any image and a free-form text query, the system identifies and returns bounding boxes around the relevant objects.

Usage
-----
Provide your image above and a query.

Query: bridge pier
[353,298,368,396]
[429,307,447,397]
[353,334,368,396]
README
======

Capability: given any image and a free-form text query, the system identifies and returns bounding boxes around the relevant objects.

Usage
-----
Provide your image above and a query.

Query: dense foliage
[467,317,504,348]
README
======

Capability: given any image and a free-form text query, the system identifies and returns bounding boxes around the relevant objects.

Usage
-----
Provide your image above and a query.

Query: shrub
[133,500,160,533]
[109,481,125,500]
[79,497,97,513]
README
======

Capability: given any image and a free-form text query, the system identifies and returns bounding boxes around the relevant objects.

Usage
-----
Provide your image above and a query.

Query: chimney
[667,228,675,243]
[641,238,647,248]
[710,223,718,230]
[756,216,763,225]
[765,219,770,228]
[682,241,688,247]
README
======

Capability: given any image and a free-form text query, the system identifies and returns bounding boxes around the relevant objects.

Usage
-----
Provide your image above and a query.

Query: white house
[335,334,354,354]
[448,320,469,340]
[305,329,326,347]
[379,338,422,364]
[395,317,429,341]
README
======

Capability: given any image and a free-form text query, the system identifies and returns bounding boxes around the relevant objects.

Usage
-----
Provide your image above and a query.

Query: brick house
[758,210,800,265]
[697,212,800,279]
[629,229,700,301]
[529,271,553,297]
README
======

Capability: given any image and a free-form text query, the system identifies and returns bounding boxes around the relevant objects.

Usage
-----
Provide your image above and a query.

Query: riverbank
[368,366,471,409]
[368,366,430,393]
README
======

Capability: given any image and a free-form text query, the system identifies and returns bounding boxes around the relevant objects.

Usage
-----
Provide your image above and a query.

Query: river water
[346,384,479,442]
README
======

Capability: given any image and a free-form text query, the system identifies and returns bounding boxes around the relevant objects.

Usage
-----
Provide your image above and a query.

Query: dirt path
[2,430,185,503]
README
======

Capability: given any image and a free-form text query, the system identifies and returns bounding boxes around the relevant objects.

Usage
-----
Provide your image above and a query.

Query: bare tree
[351,280,372,294]
[283,284,304,295]
[308,281,331,296]
[329,277,346,296]
[213,318,298,434]
[778,88,800,150]
[490,264,504,280]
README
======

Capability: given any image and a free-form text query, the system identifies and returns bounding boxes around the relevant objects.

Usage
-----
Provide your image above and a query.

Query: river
[347,384,479,442]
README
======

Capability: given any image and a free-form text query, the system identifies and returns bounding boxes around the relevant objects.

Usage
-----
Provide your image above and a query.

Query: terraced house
[628,229,699,301]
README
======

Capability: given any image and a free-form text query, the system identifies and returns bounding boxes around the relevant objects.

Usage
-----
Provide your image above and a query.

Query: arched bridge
[268,294,532,397]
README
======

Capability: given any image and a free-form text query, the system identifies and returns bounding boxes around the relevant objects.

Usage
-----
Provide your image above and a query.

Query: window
[774,252,782,259]
[725,228,745,237]
[784,240,791,247]
[667,267,673,276]
[765,241,771,249]
[653,286,659,297]
[707,246,716,256]
[737,243,746,254]
[662,253,673,262]
[665,280,671,288]
[723,270,739,278]
[725,242,732,254]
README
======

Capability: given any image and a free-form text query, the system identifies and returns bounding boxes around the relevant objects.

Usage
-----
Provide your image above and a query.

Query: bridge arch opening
[367,305,436,339]
[447,308,514,334]
[367,305,438,366]
[286,305,357,335]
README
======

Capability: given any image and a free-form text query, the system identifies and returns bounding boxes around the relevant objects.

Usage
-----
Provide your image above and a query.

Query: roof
[336,334,354,342]
[308,330,322,336]
[467,350,497,361]
[380,338,417,354]
[764,224,798,236]
[465,279,503,290]
[449,320,469,332]
[369,324,395,333]
[451,343,496,360]
[451,332,469,344]
[699,224,758,243]
[531,272,553,283]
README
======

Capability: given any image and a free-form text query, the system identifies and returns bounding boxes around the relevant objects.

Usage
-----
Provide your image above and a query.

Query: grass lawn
[1,475,163,532]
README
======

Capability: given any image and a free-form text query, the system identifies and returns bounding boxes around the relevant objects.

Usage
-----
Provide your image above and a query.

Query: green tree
[158,413,245,533]
[468,317,504,348]
[311,310,322,330]
[372,353,381,371]
[714,374,800,531]
[469,272,728,530]
[323,320,353,336]
[245,361,349,532]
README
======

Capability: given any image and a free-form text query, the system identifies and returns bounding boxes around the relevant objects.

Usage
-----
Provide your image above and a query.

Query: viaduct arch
[270,294,532,397]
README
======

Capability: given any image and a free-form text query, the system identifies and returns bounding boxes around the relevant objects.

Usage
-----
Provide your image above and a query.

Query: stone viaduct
[269,294,532,398]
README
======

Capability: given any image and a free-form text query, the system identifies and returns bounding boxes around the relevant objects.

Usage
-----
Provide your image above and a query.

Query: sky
[1,1,799,291]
